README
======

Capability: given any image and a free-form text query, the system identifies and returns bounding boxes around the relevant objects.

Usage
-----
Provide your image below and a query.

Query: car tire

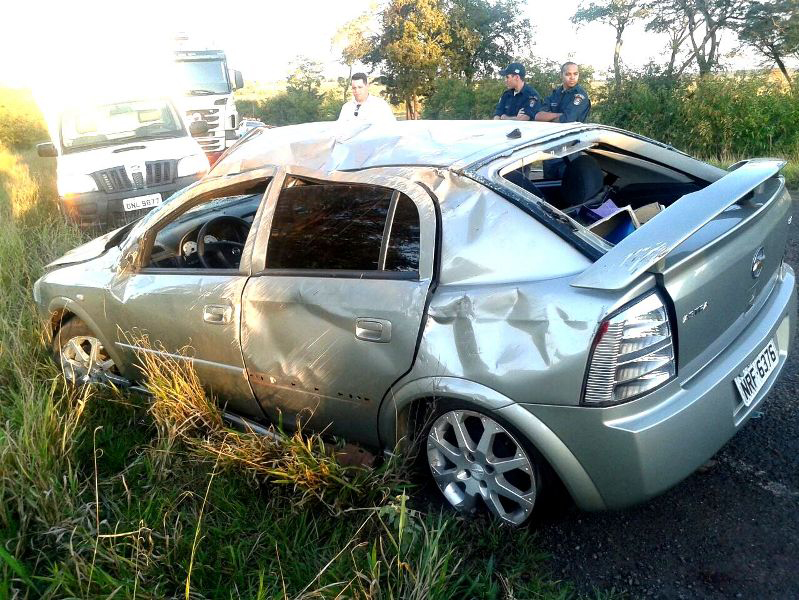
[421,399,543,526]
[52,318,121,385]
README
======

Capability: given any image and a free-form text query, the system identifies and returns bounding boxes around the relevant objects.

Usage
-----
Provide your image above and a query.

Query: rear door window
[266,182,420,274]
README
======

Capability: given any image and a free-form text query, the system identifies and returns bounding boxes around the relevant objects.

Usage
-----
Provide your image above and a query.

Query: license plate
[123,193,162,212]
[734,339,778,406]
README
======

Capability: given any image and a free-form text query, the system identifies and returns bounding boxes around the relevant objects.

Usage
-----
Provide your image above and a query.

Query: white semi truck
[174,36,243,164]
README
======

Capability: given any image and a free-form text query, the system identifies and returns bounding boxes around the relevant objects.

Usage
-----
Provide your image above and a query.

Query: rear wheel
[52,319,123,385]
[424,403,541,525]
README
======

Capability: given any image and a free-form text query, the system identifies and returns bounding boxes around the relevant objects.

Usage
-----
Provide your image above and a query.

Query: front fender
[46,297,132,379]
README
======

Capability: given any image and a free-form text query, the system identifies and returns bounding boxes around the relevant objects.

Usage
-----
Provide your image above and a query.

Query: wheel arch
[378,376,606,511]
[46,298,128,372]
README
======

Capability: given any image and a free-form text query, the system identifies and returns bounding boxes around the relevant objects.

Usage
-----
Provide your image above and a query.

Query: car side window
[266,182,420,274]
[385,193,420,272]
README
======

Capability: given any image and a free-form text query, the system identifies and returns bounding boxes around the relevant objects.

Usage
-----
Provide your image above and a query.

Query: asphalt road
[535,193,799,599]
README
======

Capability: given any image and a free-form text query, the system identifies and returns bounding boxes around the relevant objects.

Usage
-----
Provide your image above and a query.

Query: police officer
[493,63,542,121]
[534,62,591,123]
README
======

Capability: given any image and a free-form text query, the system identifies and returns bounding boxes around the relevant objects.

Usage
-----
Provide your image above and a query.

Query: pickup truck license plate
[123,193,162,212]
[734,339,778,407]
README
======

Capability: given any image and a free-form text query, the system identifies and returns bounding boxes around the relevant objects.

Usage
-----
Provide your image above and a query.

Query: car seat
[561,154,606,209]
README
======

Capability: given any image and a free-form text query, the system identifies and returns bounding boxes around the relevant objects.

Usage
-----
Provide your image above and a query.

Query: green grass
[704,153,799,188]
[0,142,611,598]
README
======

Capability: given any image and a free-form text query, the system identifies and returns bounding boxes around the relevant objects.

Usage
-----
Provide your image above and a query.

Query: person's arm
[493,94,505,120]
[337,102,348,121]
[559,93,590,123]
[380,98,397,121]
[534,111,561,122]
[518,92,541,121]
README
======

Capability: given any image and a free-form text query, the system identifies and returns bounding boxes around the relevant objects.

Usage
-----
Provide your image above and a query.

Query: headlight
[582,291,676,406]
[177,154,210,177]
[57,173,97,196]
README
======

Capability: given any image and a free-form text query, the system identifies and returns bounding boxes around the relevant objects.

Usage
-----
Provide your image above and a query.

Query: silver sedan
[35,120,796,525]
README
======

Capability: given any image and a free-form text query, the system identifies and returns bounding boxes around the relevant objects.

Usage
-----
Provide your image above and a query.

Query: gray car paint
[35,120,797,513]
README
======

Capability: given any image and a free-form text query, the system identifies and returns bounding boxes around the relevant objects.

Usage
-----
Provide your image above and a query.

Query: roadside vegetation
[0,88,610,599]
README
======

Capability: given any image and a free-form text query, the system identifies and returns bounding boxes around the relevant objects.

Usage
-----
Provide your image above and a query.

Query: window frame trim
[249,166,435,280]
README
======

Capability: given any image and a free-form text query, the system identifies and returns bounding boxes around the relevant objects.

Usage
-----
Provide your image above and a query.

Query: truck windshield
[60,100,184,153]
[177,59,230,95]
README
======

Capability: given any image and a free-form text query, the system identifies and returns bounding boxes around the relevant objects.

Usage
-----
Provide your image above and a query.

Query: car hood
[46,225,131,269]
[58,135,202,177]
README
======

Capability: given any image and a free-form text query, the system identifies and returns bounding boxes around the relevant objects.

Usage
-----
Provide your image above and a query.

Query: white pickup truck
[38,97,210,229]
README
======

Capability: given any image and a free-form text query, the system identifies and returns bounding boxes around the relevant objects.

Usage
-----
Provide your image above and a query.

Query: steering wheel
[196,216,250,269]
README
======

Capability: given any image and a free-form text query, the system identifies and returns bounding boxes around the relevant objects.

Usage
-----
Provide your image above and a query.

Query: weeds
[0,95,603,599]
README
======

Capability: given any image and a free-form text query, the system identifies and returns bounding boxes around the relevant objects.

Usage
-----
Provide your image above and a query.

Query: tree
[332,10,375,100]
[444,0,532,83]
[286,56,324,95]
[572,1,647,88]
[645,0,747,77]
[366,0,451,119]
[737,0,799,85]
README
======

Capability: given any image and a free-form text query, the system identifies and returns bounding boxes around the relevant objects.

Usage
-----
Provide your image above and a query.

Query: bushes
[593,73,799,159]
[0,88,49,150]
[237,89,342,126]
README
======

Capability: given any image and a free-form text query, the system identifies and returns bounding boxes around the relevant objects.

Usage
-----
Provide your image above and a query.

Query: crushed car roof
[209,119,584,177]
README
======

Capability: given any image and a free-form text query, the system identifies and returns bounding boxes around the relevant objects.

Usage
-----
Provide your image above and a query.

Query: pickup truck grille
[92,161,176,193]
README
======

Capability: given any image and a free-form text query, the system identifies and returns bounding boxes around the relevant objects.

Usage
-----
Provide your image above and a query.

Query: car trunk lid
[572,159,791,374]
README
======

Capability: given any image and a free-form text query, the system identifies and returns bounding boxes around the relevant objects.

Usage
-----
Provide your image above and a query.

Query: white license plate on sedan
[123,193,162,212]
[734,339,778,407]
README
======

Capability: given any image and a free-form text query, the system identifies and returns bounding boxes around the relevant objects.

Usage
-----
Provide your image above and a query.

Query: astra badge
[751,247,765,279]
[682,301,709,324]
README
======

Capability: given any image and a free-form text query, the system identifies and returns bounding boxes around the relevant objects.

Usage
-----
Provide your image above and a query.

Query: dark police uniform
[540,84,591,123]
[494,84,542,120]
[540,84,591,178]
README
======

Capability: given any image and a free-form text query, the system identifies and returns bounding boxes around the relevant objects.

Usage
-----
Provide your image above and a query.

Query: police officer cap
[500,63,526,78]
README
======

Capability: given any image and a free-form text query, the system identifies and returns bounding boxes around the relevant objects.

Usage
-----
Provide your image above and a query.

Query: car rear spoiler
[571,159,786,291]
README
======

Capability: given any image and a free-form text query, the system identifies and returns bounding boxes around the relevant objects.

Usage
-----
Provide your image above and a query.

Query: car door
[240,169,437,447]
[105,179,274,421]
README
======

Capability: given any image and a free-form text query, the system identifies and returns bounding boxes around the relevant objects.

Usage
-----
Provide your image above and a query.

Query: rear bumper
[504,262,796,510]
[59,174,200,229]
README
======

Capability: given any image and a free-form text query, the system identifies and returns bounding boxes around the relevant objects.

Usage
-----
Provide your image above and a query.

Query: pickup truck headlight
[582,291,676,406]
[57,173,98,196]
[177,154,210,177]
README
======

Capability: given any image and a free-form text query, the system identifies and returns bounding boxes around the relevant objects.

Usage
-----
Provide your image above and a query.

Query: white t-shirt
[337,94,396,123]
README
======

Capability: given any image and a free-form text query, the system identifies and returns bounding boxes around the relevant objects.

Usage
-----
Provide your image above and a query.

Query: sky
[1,0,775,93]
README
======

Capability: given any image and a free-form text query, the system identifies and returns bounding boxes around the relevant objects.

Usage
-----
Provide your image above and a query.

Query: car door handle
[355,318,392,343]
[203,304,233,324]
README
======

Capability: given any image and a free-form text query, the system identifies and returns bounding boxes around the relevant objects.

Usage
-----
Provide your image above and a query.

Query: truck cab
[174,47,244,164]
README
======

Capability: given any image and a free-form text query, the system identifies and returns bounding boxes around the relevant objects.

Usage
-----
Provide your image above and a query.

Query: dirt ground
[535,192,799,599]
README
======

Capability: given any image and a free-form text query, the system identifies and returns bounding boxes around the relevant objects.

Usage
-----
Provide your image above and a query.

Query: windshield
[60,99,185,153]
[177,59,230,95]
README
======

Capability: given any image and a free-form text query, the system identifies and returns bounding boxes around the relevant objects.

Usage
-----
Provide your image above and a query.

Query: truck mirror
[189,120,210,137]
[37,142,57,157]
[234,70,244,90]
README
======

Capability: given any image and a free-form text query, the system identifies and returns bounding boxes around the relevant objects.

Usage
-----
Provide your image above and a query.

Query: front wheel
[52,318,124,386]
[425,405,541,526]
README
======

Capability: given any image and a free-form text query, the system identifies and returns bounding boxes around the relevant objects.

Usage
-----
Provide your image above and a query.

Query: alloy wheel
[59,334,119,385]
[427,409,537,525]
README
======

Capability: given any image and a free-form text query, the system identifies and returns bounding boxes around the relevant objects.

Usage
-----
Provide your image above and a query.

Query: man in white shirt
[337,73,396,123]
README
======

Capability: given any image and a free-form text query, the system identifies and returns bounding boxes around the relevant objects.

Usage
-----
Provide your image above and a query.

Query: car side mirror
[233,70,244,90]
[189,120,210,137]
[37,142,57,157]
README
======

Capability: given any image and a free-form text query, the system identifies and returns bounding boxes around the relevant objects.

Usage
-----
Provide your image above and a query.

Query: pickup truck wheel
[425,404,541,526]
[53,319,123,386]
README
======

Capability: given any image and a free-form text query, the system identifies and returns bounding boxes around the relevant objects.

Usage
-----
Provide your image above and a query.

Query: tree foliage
[737,0,799,85]
[645,0,747,77]
[365,0,451,119]
[445,0,532,82]
[572,1,647,88]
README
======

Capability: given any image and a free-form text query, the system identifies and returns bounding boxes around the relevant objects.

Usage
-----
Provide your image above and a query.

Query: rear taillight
[583,292,675,406]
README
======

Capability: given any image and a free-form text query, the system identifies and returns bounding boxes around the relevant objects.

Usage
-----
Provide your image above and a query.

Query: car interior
[143,180,268,270]
[501,143,710,244]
